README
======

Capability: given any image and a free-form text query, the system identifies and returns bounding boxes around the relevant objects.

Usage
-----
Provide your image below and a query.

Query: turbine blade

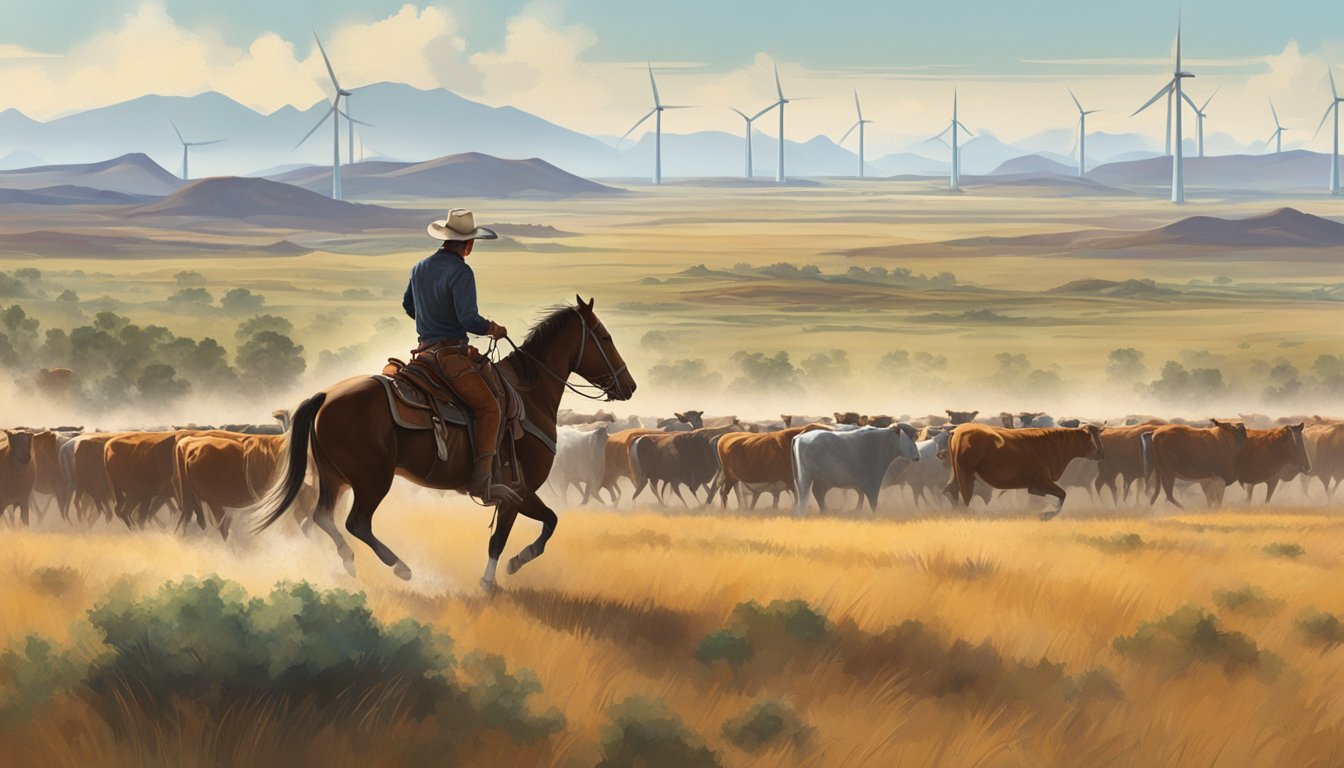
[854,88,863,121]
[956,121,973,136]
[1201,86,1219,111]
[1068,87,1083,114]
[1314,102,1336,140]
[338,110,373,127]
[730,107,750,121]
[926,124,952,143]
[774,63,784,101]
[191,139,225,146]
[169,119,184,144]
[1083,109,1102,115]
[647,63,661,108]
[660,105,694,109]
[294,104,337,149]
[1332,69,1339,101]
[620,109,657,141]
[1265,128,1278,145]
[752,103,779,121]
[312,32,341,92]
[1270,98,1280,127]
[1131,81,1174,117]
[1181,90,1198,112]
[839,122,859,144]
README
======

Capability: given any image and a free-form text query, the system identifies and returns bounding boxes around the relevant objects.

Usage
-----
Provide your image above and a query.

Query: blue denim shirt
[402,250,491,343]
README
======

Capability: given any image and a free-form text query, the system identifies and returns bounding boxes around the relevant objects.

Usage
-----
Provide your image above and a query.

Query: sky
[1,1,1342,154]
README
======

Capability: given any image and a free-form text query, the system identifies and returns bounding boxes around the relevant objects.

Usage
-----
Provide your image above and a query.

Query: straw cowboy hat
[427,208,498,241]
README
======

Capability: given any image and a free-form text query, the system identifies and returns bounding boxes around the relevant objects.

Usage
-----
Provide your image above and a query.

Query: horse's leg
[508,491,557,576]
[483,505,519,591]
[343,473,409,580]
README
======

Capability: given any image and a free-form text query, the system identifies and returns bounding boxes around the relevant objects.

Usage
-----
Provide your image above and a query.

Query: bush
[1213,585,1284,617]
[458,651,564,742]
[722,699,810,752]
[167,287,214,305]
[29,566,81,597]
[598,695,720,768]
[1081,532,1145,553]
[1112,604,1277,678]
[220,287,265,312]
[1295,609,1344,649]
[0,635,82,726]
[1264,542,1305,559]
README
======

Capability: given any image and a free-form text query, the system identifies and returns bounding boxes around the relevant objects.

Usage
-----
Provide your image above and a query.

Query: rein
[499,309,626,402]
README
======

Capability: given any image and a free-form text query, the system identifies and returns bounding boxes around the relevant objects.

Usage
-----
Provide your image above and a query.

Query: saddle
[377,350,555,464]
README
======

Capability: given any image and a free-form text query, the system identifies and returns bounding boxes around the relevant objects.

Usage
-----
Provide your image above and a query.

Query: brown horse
[255,298,636,589]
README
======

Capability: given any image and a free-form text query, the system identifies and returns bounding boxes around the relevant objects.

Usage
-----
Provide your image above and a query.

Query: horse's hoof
[480,577,499,594]
[393,562,413,581]
[342,558,357,577]
[1039,510,1060,522]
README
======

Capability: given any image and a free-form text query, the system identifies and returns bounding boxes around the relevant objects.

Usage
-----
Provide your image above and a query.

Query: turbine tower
[769,65,792,183]
[1068,88,1100,177]
[928,90,972,191]
[620,64,690,185]
[730,104,775,179]
[169,120,222,181]
[838,89,874,178]
[1314,68,1343,195]
[297,32,352,200]
[1266,99,1287,154]
[1182,88,1218,157]
[1132,16,1195,204]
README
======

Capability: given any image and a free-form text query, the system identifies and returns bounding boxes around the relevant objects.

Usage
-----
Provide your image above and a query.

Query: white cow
[792,425,921,514]
[549,424,610,506]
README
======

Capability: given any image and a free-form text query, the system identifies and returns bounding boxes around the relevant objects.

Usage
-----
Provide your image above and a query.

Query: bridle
[501,308,629,401]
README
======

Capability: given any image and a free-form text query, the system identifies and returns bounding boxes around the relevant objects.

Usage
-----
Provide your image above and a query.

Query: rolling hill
[269,152,620,199]
[128,176,422,230]
[1086,150,1333,190]
[0,153,182,195]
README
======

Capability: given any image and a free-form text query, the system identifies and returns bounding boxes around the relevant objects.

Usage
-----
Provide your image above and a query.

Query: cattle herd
[0,406,1341,536]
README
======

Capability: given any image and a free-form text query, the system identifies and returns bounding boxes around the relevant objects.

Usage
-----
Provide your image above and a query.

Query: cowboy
[402,208,517,505]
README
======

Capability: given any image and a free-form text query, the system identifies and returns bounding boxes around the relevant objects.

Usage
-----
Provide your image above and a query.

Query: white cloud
[468,13,608,122]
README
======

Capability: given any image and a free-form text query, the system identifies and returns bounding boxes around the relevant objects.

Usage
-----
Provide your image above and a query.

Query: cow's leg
[1243,483,1255,505]
[719,477,734,509]
[793,467,812,516]
[508,490,557,576]
[1030,480,1068,521]
[343,473,410,580]
[811,483,829,514]
[482,505,518,591]
[864,483,881,513]
[1263,479,1280,504]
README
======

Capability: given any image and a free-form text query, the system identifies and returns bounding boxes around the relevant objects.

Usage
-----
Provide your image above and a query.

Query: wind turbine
[169,120,222,181]
[769,65,791,183]
[296,32,351,200]
[1068,88,1100,176]
[620,64,691,184]
[1266,99,1287,154]
[1314,68,1343,195]
[838,89,874,178]
[1132,16,1194,203]
[1182,87,1218,157]
[730,104,775,179]
[928,89,972,191]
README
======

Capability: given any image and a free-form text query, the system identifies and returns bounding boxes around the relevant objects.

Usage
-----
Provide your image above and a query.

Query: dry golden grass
[3,492,1344,767]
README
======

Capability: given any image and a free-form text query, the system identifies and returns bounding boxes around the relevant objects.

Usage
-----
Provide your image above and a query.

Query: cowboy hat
[427,208,498,241]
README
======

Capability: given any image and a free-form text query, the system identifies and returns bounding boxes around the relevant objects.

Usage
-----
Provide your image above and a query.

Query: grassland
[3,494,1344,766]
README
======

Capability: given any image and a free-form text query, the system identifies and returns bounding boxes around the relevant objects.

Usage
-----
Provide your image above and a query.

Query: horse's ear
[586,296,595,310]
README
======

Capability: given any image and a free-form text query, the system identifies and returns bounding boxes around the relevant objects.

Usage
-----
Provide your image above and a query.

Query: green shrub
[722,699,810,752]
[29,566,81,597]
[1112,604,1277,677]
[598,695,720,768]
[695,630,751,667]
[0,635,83,726]
[1213,585,1284,617]
[459,651,564,742]
[1264,542,1305,559]
[695,600,829,671]
[1295,609,1344,649]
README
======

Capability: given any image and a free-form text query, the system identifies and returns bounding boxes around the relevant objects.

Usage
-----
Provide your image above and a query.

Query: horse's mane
[507,304,577,384]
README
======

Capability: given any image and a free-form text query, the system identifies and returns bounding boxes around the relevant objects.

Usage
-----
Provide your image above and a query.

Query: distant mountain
[961,172,1130,197]
[0,153,181,195]
[0,149,47,170]
[614,130,870,179]
[0,185,155,205]
[869,150,946,177]
[269,152,620,199]
[0,230,310,257]
[128,176,421,231]
[1087,150,1332,190]
[989,154,1075,176]
[1015,129,1161,165]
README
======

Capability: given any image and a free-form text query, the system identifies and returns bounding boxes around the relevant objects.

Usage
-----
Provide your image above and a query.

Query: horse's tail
[253,392,325,532]
[629,436,648,487]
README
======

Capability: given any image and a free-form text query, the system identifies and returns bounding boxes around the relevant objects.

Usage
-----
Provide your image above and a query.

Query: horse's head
[571,296,637,401]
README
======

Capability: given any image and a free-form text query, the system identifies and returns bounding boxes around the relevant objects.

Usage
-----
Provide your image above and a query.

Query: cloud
[468,12,608,122]
[0,44,57,60]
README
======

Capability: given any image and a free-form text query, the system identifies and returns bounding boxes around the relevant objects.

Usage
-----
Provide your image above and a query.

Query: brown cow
[1092,421,1166,504]
[716,424,831,509]
[105,429,244,528]
[1297,423,1344,500]
[944,423,1104,520]
[70,432,128,522]
[632,423,744,506]
[29,431,74,521]
[944,410,978,425]
[1141,419,1248,509]
[599,428,661,504]
[1210,424,1311,504]
[176,434,289,538]
[1,430,35,524]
